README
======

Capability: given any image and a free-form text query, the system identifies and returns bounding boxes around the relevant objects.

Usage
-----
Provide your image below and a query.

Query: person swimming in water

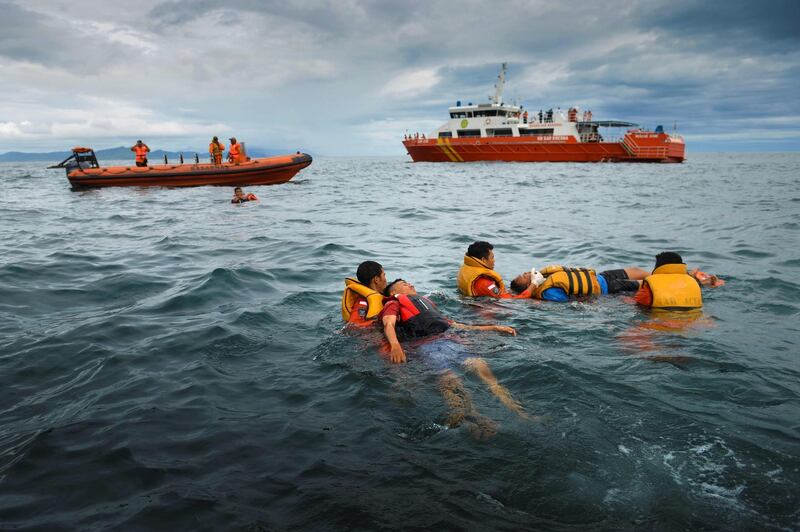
[457,241,531,298]
[380,278,526,439]
[341,261,388,326]
[231,187,258,204]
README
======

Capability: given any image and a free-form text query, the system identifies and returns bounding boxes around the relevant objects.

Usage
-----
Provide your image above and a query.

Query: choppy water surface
[1,153,798,530]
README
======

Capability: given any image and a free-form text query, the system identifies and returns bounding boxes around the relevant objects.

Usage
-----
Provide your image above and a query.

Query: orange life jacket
[133,144,149,162]
[209,141,225,156]
[229,143,241,163]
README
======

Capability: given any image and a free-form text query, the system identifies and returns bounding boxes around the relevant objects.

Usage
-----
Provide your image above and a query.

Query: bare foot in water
[464,412,498,441]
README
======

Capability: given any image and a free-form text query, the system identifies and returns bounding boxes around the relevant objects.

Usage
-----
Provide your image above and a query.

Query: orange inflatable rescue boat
[52,147,312,188]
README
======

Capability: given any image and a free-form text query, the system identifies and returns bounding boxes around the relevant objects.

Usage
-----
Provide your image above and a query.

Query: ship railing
[621,135,668,159]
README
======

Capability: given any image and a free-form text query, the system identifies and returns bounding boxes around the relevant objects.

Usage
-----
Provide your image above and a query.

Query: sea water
[0,153,798,529]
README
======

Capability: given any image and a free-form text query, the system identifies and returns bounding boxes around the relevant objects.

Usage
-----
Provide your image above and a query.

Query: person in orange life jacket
[345,260,388,326]
[231,187,257,203]
[227,137,246,164]
[634,251,724,308]
[509,264,650,301]
[457,241,532,299]
[209,136,226,165]
[130,140,150,167]
[380,278,527,435]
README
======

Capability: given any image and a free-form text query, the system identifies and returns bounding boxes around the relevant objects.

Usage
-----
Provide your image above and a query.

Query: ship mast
[490,62,507,105]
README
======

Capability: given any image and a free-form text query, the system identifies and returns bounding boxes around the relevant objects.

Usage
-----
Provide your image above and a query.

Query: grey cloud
[0,1,141,73]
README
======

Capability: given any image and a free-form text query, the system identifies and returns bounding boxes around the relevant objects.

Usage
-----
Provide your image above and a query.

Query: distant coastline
[0,146,298,163]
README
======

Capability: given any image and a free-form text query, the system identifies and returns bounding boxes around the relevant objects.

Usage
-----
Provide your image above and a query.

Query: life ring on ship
[484,118,491,125]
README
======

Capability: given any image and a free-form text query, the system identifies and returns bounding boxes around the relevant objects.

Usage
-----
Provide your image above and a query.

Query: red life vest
[390,294,451,338]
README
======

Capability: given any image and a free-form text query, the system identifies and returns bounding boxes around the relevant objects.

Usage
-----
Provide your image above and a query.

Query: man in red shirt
[457,241,530,298]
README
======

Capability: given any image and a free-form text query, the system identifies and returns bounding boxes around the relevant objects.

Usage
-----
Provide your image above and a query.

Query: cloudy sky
[1,0,798,155]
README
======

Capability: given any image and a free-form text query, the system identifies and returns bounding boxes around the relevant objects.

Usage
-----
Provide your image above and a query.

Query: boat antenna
[490,62,507,105]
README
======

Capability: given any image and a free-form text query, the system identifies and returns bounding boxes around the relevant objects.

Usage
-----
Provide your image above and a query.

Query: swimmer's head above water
[357,261,387,293]
[385,278,416,297]
[510,269,546,293]
[466,240,495,269]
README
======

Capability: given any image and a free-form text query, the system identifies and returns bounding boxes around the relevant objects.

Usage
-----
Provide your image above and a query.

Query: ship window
[520,128,554,136]
[450,112,467,119]
[466,112,473,117]
[438,131,453,138]
[456,129,482,137]
[487,128,513,137]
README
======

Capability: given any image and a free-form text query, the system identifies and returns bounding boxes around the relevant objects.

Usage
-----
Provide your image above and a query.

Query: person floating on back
[380,278,526,438]
[130,140,150,167]
[509,264,649,301]
[209,136,226,165]
[231,187,257,204]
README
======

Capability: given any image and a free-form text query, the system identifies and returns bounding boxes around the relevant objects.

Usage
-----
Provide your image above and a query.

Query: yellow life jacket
[532,265,601,299]
[643,264,702,310]
[456,255,505,296]
[341,278,384,321]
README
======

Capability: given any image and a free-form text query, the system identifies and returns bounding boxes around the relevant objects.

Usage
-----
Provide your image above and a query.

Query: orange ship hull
[67,153,312,188]
[404,133,684,163]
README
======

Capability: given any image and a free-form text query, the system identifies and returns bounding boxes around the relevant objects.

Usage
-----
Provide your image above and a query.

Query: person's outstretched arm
[451,322,516,336]
[381,314,406,363]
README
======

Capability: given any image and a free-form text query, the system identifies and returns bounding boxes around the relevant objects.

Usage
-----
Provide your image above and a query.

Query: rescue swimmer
[457,241,530,298]
[633,252,720,310]
[341,261,387,326]
[130,140,150,167]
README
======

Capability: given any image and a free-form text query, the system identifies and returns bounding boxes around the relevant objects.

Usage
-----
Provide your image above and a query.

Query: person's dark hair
[510,276,528,294]
[384,278,404,296]
[467,241,494,260]
[356,261,383,286]
[654,251,684,269]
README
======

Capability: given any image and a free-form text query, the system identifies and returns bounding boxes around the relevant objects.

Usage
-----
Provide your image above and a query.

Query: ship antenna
[491,62,507,105]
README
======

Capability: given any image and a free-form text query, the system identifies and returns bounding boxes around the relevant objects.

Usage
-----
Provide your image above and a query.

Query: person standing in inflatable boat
[380,278,527,438]
[341,261,388,326]
[130,140,150,167]
[457,241,531,298]
[209,136,226,165]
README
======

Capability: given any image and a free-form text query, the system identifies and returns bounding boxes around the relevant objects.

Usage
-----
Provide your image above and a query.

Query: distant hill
[0,145,301,163]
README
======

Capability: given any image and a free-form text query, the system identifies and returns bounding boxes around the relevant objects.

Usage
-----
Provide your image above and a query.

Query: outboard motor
[49,147,100,175]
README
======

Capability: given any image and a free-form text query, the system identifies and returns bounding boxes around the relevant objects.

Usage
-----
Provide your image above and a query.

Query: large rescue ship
[403,64,684,163]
